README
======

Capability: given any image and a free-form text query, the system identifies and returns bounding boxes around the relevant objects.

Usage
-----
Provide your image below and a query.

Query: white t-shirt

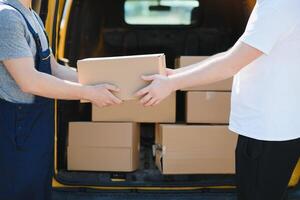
[229,0,300,141]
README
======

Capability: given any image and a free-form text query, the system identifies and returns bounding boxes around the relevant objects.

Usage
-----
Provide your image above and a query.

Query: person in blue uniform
[0,0,122,199]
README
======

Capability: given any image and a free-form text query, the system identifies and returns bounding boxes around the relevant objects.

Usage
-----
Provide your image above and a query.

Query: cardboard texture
[155,124,237,174]
[186,91,231,124]
[176,56,208,68]
[176,56,233,91]
[92,92,176,123]
[77,54,166,100]
[67,122,140,172]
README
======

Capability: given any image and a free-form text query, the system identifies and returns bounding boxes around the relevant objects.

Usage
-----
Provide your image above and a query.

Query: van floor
[52,187,300,200]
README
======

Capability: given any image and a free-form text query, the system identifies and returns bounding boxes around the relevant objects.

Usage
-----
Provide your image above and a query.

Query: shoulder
[273,0,300,23]
[0,6,26,31]
[255,0,299,19]
[32,10,42,21]
[32,10,45,28]
[0,5,26,24]
[261,0,300,13]
[275,0,300,13]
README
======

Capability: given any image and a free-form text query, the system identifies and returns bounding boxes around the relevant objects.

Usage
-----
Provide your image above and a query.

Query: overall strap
[32,11,50,47]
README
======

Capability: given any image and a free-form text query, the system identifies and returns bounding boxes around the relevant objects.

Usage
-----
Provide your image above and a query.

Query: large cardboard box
[92,92,176,123]
[186,91,231,124]
[77,54,166,100]
[154,124,237,174]
[67,122,140,172]
[176,56,233,91]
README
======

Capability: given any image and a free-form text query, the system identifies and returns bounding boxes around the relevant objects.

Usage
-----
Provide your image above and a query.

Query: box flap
[155,147,163,172]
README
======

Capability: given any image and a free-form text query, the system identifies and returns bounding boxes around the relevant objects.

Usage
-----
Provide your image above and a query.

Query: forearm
[51,55,78,82]
[24,71,87,100]
[169,42,262,91]
[52,64,78,82]
[170,53,236,91]
[136,42,263,107]
[173,52,227,74]
[4,56,89,101]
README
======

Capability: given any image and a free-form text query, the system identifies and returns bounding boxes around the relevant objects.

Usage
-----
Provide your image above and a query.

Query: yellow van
[33,0,300,198]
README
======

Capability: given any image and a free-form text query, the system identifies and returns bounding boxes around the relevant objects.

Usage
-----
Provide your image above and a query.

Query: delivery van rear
[34,0,300,198]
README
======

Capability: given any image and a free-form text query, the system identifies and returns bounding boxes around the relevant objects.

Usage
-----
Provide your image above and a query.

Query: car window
[124,0,200,25]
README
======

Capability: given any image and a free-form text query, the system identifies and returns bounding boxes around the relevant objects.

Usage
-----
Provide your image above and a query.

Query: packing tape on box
[152,144,166,157]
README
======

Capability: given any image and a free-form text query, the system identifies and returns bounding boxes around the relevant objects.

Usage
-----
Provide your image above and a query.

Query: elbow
[19,72,41,94]
[230,66,242,76]
[20,83,36,94]
[19,78,40,94]
[221,63,241,78]
[231,61,250,75]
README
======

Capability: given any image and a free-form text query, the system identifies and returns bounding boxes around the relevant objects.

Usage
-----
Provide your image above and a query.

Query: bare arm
[171,42,262,90]
[3,57,122,107]
[50,55,78,82]
[136,41,263,106]
[171,52,227,74]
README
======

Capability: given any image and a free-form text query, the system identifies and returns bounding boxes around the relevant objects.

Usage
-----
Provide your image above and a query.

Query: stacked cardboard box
[92,92,176,123]
[78,54,167,100]
[153,56,237,175]
[68,54,236,174]
[68,122,140,172]
[68,54,176,172]
[154,124,237,174]
[78,54,176,123]
[177,56,232,124]
[186,91,231,124]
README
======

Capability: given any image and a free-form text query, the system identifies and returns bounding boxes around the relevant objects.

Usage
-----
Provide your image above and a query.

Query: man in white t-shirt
[136,0,300,199]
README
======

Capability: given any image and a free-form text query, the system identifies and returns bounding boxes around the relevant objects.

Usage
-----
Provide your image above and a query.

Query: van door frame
[49,0,300,190]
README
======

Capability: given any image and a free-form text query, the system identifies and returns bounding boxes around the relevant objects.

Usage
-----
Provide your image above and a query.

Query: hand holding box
[77,54,166,100]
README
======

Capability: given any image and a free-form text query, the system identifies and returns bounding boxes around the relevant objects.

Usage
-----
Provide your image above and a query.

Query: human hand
[84,84,122,107]
[135,74,174,107]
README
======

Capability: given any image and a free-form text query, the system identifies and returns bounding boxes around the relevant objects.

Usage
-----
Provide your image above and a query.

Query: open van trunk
[52,0,248,188]
[47,1,300,195]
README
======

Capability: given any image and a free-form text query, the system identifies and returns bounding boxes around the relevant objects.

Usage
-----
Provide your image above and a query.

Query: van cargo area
[54,0,257,189]
[57,122,237,187]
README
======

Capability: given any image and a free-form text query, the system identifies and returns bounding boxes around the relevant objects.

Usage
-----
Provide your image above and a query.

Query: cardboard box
[186,91,231,124]
[155,124,237,174]
[176,56,208,68]
[67,122,140,172]
[176,56,233,91]
[92,92,176,123]
[77,54,166,100]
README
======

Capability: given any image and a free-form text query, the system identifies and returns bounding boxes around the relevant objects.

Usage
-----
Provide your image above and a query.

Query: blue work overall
[0,3,54,200]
